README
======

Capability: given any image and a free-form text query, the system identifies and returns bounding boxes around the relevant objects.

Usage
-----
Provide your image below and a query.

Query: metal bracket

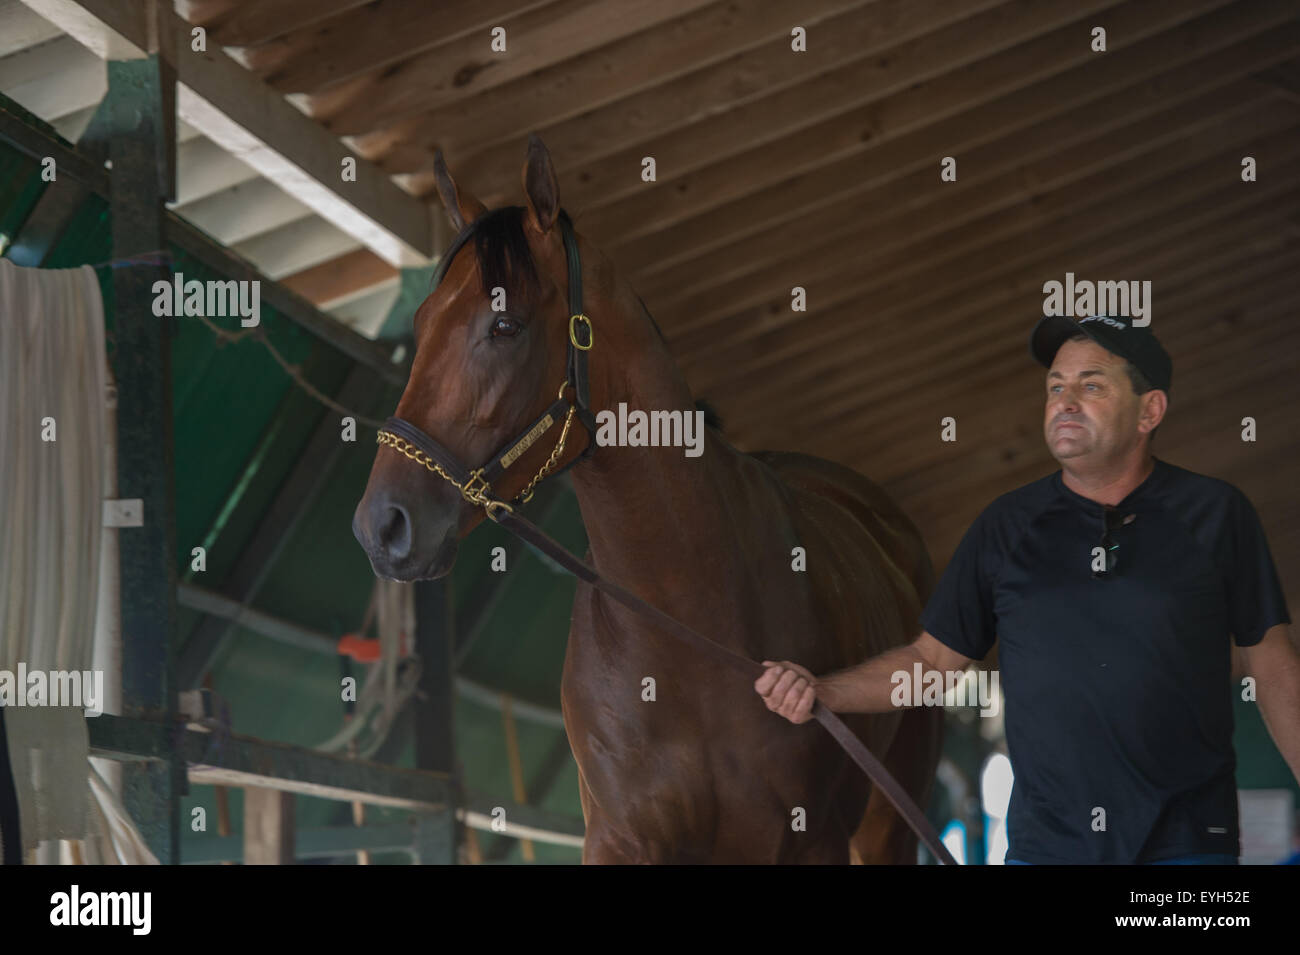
[103,498,144,527]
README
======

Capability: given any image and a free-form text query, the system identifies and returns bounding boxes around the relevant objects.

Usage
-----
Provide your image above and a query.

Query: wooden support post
[413,578,457,863]
[243,787,295,864]
[107,53,181,865]
[501,695,535,862]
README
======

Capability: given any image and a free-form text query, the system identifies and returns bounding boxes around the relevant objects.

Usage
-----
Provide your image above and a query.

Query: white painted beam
[49,102,96,140]
[173,133,258,205]
[14,0,139,60]
[0,0,63,58]
[173,175,310,246]
[325,279,402,337]
[232,215,362,280]
[19,0,435,266]
[0,34,104,120]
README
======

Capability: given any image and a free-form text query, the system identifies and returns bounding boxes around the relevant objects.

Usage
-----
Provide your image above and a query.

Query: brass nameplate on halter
[500,414,555,469]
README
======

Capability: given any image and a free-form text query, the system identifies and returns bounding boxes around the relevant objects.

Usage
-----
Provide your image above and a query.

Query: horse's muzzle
[352,488,459,581]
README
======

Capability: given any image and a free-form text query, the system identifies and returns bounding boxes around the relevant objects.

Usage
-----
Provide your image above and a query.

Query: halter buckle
[569,313,593,350]
[460,469,492,506]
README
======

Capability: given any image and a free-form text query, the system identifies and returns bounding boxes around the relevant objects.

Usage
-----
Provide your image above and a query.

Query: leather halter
[377,208,597,514]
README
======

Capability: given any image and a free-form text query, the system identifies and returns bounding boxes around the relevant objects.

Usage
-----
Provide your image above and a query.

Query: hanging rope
[94,250,387,429]
[190,311,386,429]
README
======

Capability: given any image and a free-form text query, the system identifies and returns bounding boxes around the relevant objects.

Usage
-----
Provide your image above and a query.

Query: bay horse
[353,134,942,863]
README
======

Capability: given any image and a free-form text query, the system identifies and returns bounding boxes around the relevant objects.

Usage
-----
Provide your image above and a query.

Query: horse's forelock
[426,205,546,304]
[473,206,541,302]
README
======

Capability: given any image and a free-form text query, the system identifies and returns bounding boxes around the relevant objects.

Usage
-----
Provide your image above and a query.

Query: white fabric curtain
[0,258,155,863]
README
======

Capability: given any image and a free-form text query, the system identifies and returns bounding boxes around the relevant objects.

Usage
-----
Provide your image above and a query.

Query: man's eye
[490,316,522,338]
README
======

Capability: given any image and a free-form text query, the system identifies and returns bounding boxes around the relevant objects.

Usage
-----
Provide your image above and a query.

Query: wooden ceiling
[180,0,1300,606]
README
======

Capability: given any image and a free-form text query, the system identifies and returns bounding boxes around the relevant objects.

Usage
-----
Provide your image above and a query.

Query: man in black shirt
[755,315,1299,864]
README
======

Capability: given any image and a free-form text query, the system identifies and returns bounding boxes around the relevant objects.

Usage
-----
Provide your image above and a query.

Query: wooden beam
[0,92,406,382]
[310,0,718,137]
[163,214,407,381]
[743,225,1298,460]
[22,0,436,264]
[4,76,117,265]
[243,0,560,94]
[552,0,1282,300]
[650,85,1290,318]
[618,24,1300,284]
[721,222,1294,456]
[244,788,295,864]
[823,264,1300,494]
[376,0,969,175]
[702,154,1300,438]
[1252,59,1300,103]
[685,114,1297,399]
[500,696,536,863]
[203,0,373,48]
[485,0,1256,225]
[106,54,181,866]
[485,731,574,862]
[175,1,243,31]
[829,293,1300,539]
[403,0,1121,191]
[0,34,106,120]
[280,248,399,307]
[0,0,62,57]
[173,133,260,204]
[681,111,1300,391]
[728,185,1299,445]
[230,214,361,279]
[413,578,458,865]
[762,232,1298,448]
[890,316,1300,556]
[174,176,310,246]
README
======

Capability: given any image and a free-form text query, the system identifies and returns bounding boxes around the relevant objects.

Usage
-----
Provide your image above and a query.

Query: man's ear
[1138,389,1168,434]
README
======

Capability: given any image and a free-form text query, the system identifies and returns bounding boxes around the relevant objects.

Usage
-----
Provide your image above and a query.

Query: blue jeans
[1007,854,1237,865]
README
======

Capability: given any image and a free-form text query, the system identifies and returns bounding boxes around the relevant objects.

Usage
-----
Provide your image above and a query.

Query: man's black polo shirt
[921,457,1290,863]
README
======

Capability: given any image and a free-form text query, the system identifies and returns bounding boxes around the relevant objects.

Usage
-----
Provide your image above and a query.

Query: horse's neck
[568,326,742,606]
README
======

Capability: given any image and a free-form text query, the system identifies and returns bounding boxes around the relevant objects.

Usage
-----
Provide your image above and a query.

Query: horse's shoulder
[747,449,899,516]
[746,449,933,599]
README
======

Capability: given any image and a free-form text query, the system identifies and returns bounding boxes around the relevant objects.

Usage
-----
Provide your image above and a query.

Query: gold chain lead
[376,381,578,512]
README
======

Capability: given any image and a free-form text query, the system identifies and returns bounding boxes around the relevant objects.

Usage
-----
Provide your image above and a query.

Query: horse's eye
[490,315,522,339]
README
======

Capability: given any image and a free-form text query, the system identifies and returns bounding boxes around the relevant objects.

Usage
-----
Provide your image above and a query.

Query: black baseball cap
[1030,315,1172,393]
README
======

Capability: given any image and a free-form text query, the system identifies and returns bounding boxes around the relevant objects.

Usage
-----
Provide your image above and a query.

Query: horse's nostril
[377,504,412,561]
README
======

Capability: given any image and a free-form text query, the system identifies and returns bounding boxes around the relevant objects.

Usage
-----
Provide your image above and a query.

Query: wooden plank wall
[182,0,1300,608]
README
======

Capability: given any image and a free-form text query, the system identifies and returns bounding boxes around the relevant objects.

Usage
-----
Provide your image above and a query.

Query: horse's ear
[432,149,486,232]
[521,133,560,236]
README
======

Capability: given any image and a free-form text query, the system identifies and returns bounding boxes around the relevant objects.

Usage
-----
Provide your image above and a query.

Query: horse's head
[353,135,592,580]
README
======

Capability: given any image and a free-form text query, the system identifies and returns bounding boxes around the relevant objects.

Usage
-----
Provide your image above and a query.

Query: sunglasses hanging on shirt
[1092,506,1137,580]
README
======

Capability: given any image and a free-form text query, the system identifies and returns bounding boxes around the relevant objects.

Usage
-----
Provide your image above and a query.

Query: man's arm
[754,631,974,724]
[1239,623,1300,783]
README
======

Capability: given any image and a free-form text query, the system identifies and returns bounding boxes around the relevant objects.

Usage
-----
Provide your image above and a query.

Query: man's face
[1044,338,1144,463]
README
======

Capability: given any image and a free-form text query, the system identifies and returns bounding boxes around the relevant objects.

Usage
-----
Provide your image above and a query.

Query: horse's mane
[440,205,671,343]
[436,205,721,431]
[433,205,541,301]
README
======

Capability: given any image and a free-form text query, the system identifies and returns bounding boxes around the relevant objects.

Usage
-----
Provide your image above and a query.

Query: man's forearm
[1257,670,1300,784]
[816,643,926,714]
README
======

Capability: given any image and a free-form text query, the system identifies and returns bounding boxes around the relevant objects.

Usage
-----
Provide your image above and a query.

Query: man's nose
[1053,386,1081,411]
